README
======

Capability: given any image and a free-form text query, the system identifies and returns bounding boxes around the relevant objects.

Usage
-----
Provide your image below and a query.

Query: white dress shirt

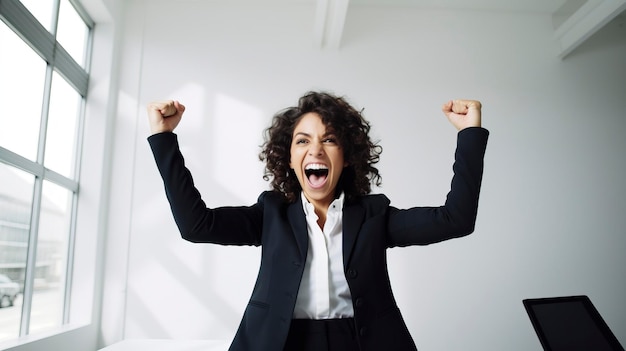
[292,192,354,319]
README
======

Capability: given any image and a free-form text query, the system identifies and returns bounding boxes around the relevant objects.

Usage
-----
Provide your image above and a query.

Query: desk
[98,339,230,351]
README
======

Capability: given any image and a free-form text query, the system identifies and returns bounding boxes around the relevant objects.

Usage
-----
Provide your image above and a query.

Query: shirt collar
[301,192,345,217]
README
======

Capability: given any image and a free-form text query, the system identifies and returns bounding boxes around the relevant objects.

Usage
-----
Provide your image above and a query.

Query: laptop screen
[523,295,624,351]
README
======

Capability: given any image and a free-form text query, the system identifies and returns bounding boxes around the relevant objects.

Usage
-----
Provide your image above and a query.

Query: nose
[308,141,323,156]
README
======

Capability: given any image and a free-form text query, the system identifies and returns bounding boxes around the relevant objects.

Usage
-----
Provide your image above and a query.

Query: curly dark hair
[259,91,382,203]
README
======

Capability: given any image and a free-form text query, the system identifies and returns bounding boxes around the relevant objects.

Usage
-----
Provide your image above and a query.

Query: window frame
[0,0,94,339]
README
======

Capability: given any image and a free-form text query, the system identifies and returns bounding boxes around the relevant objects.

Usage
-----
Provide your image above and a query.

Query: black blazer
[148,127,489,351]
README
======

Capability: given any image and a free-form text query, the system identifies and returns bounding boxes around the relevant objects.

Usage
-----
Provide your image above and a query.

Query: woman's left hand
[442,99,482,131]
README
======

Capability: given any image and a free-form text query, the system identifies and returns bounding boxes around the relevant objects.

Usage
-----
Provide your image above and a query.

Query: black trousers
[283,318,361,351]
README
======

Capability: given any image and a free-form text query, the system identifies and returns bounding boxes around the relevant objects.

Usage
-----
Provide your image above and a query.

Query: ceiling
[348,0,570,13]
[162,0,624,57]
[310,0,626,57]
[201,0,592,14]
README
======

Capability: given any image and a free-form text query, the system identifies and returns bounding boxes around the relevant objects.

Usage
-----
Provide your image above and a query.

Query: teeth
[305,163,328,170]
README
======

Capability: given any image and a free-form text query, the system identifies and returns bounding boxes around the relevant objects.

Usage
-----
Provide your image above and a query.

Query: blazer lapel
[287,200,308,261]
[342,201,365,269]
[286,195,365,267]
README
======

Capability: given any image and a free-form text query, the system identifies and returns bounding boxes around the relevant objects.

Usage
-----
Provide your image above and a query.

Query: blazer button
[359,326,367,337]
[355,297,364,307]
[346,268,358,279]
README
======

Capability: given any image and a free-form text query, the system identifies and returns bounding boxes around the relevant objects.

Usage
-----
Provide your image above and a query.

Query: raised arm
[147,101,263,246]
[386,100,488,247]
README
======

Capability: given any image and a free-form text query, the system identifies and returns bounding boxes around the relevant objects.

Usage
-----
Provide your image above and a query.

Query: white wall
[102,1,626,350]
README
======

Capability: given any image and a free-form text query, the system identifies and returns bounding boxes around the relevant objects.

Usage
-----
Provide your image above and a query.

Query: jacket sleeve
[148,132,263,245]
[386,127,489,247]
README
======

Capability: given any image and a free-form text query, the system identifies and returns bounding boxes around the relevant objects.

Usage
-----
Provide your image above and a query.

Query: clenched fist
[442,100,482,131]
[147,100,186,135]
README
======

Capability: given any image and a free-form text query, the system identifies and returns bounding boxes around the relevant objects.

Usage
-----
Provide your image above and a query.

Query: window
[0,0,93,342]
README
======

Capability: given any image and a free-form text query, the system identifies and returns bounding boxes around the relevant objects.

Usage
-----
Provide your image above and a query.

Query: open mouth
[304,164,329,188]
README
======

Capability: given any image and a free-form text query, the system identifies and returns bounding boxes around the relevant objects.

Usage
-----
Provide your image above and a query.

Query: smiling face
[289,112,345,210]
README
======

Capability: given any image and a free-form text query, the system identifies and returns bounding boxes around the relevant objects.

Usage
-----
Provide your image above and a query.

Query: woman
[147,91,488,350]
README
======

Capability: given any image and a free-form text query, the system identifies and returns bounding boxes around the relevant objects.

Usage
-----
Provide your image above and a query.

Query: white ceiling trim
[313,0,350,49]
[554,0,626,58]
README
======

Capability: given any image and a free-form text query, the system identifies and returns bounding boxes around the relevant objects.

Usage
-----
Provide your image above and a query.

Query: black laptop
[523,295,624,351]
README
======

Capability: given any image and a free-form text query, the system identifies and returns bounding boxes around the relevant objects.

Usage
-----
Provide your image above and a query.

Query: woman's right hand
[147,100,186,135]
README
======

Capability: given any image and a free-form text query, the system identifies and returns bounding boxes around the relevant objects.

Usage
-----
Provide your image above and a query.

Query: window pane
[0,163,33,342]
[19,0,55,33]
[56,0,88,67]
[45,71,80,178]
[0,23,47,161]
[28,181,72,335]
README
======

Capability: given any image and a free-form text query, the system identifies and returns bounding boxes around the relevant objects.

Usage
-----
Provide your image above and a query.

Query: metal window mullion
[68,0,95,72]
[54,45,89,96]
[52,0,88,96]
[36,62,54,170]
[62,188,78,324]
[51,0,61,36]
[19,176,43,337]
[43,168,79,192]
[59,0,94,325]
[0,0,55,64]
[18,55,55,337]
[0,146,45,178]
[0,0,88,97]
[68,0,94,28]
[62,84,88,323]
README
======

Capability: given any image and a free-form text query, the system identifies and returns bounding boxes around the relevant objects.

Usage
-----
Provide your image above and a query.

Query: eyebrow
[292,131,336,138]
[293,132,311,138]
